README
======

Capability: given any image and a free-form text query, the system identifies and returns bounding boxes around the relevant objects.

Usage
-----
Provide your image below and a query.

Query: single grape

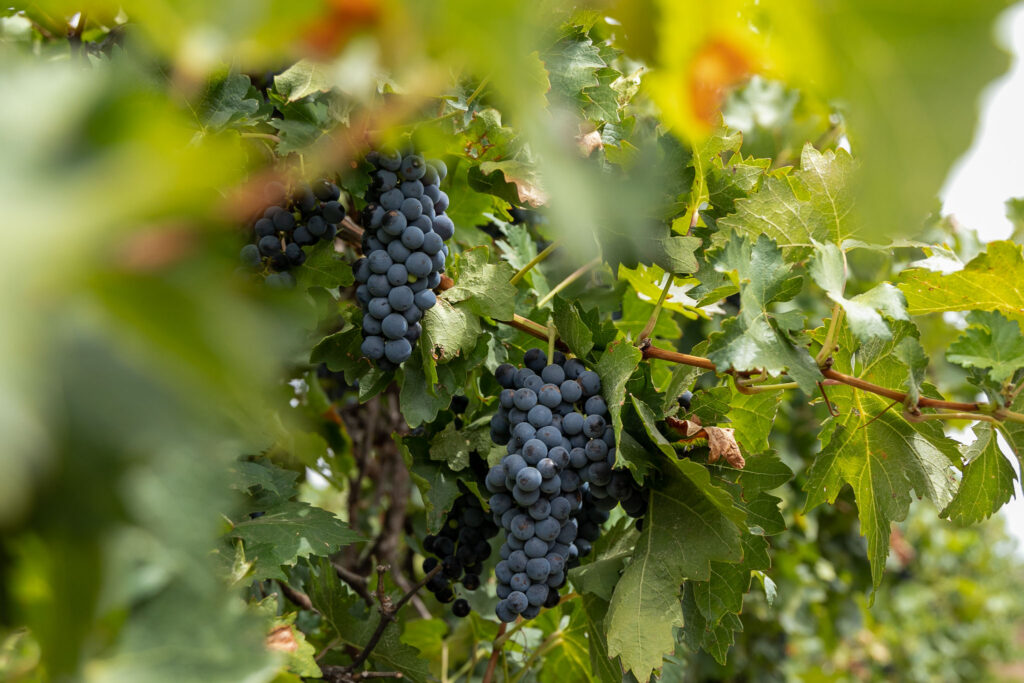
[560,380,583,404]
[388,285,414,312]
[526,557,550,581]
[678,390,693,410]
[432,215,455,240]
[384,338,412,364]
[583,414,606,438]
[506,590,529,614]
[541,364,566,385]
[381,209,407,236]
[240,243,262,267]
[509,573,530,593]
[524,537,549,558]
[400,179,424,198]
[563,358,586,379]
[516,467,542,492]
[258,235,282,256]
[253,218,276,237]
[434,190,450,214]
[374,170,398,192]
[585,396,607,416]
[401,226,425,249]
[360,336,385,360]
[380,188,404,211]
[526,583,549,607]
[387,240,411,264]
[406,252,433,278]
[368,297,391,320]
[452,598,471,617]
[386,263,409,287]
[307,215,328,237]
[362,314,383,336]
[272,210,295,231]
[401,154,426,180]
[381,313,409,340]
[527,405,552,428]
[513,486,541,506]
[578,371,601,396]
[495,364,516,388]
[367,274,390,297]
[414,289,437,310]
[401,196,423,221]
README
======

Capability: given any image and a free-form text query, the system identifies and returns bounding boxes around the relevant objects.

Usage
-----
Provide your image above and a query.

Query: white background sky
[942,5,1024,551]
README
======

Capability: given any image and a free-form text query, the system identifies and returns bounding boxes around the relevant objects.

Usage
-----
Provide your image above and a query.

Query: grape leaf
[803,321,961,588]
[423,297,482,363]
[681,585,742,666]
[274,60,331,102]
[537,602,602,683]
[578,595,623,682]
[429,418,492,472]
[705,234,821,392]
[947,311,1024,385]
[719,145,859,248]
[606,465,744,681]
[544,36,606,104]
[399,435,462,535]
[683,127,744,230]
[941,423,1017,524]
[398,351,457,428]
[690,533,770,628]
[229,501,361,581]
[736,453,794,495]
[197,73,263,131]
[295,241,354,291]
[230,460,299,502]
[898,241,1024,324]
[311,324,373,385]
[688,385,780,455]
[893,335,928,406]
[595,340,643,454]
[444,246,517,319]
[809,240,907,340]
[705,152,771,219]
[552,298,595,359]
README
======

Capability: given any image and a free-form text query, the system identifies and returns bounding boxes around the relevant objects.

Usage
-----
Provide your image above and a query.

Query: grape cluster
[353,150,453,369]
[240,178,345,288]
[422,483,500,618]
[484,348,623,622]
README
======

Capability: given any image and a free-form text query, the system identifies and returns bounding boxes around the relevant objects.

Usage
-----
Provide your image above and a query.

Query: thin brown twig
[344,564,443,674]
[333,561,374,607]
[482,622,507,683]
[275,580,314,611]
[818,381,838,417]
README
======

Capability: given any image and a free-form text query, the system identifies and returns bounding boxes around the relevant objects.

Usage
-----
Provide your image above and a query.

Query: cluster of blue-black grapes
[422,480,500,618]
[484,348,646,622]
[353,150,453,369]
[240,179,345,288]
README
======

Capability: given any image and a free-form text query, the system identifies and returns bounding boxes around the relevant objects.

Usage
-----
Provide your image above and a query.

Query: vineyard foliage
[2,0,1024,681]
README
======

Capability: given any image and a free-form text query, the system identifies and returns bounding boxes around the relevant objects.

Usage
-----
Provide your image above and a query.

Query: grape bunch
[353,150,453,369]
[484,348,622,622]
[240,178,345,288]
[422,483,500,618]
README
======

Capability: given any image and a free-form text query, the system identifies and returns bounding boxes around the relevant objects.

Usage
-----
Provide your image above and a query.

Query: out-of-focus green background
[1,0,1023,681]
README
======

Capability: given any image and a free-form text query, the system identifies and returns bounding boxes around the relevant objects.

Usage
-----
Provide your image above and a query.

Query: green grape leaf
[230,460,299,503]
[690,533,770,627]
[295,241,354,291]
[803,321,961,588]
[270,616,321,678]
[544,36,606,104]
[898,241,1024,324]
[311,324,373,385]
[399,435,462,534]
[705,234,820,392]
[742,492,786,536]
[684,127,744,229]
[553,298,595,359]
[399,619,447,662]
[941,423,1017,524]
[229,501,361,581]
[705,152,771,219]
[681,584,742,666]
[538,602,602,683]
[606,465,744,681]
[398,351,459,428]
[423,297,482,363]
[429,418,492,472]
[809,240,907,340]
[197,73,264,131]
[445,246,518,320]
[595,340,643,453]
[273,60,332,102]
[579,594,623,682]
[734,452,794,495]
[893,335,929,406]
[719,145,859,248]
[651,235,701,275]
[947,311,1024,385]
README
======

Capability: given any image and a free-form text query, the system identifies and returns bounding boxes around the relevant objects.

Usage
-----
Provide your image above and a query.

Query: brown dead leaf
[704,426,745,469]
[266,625,299,654]
[665,415,705,439]
[576,129,604,157]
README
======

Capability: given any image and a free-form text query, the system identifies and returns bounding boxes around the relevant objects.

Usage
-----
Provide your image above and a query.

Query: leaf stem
[735,381,801,394]
[466,75,491,106]
[537,257,601,308]
[815,304,845,367]
[240,132,282,143]
[481,622,506,683]
[637,275,674,345]
[510,240,561,285]
[547,318,556,360]
[904,411,999,424]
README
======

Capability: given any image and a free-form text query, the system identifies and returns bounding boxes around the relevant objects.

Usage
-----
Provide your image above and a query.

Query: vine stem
[343,564,442,674]
[637,275,674,345]
[240,132,282,143]
[491,314,1024,423]
[510,240,561,286]
[904,411,999,424]
[815,304,845,367]
[481,623,507,683]
[547,318,556,360]
[536,257,601,308]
